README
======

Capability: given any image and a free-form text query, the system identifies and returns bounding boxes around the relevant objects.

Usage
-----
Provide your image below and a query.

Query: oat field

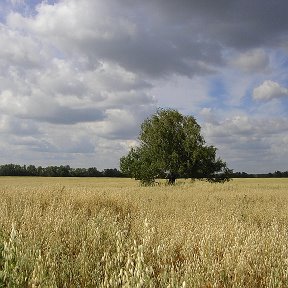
[1,177,288,287]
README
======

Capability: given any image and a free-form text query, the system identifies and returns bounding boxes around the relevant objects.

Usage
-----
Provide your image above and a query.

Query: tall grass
[0,177,288,287]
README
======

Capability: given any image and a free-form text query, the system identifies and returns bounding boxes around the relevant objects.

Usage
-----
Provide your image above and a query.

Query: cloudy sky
[1,0,288,173]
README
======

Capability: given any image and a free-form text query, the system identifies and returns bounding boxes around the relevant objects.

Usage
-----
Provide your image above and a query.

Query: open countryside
[1,177,288,287]
[1,0,288,287]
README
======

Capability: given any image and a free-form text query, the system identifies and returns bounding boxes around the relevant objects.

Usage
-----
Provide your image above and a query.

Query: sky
[0,0,288,173]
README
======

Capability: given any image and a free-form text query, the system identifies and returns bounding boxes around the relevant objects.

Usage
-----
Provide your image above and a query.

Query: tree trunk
[167,178,175,185]
[167,173,176,185]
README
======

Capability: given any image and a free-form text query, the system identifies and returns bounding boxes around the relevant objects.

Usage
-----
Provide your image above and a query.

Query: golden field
[1,177,288,287]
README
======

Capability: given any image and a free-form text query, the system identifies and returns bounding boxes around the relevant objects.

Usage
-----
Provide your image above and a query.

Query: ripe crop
[0,177,288,287]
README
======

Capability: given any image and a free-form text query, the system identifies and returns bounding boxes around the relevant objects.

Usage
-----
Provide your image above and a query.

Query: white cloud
[0,3,157,168]
[0,24,45,69]
[0,22,155,125]
[230,49,269,72]
[151,75,211,114]
[253,80,288,101]
[202,114,288,173]
[199,107,219,124]
[91,106,155,140]
[6,1,138,57]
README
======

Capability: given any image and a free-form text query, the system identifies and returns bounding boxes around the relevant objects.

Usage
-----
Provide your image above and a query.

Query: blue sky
[0,0,288,173]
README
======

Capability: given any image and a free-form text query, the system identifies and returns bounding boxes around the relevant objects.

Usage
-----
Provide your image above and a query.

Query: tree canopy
[120,108,231,185]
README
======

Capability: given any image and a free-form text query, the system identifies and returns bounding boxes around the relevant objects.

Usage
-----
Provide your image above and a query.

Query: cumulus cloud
[202,115,288,173]
[0,2,160,168]
[91,106,155,140]
[0,0,288,171]
[0,25,155,126]
[6,0,223,78]
[199,107,219,124]
[230,49,269,73]
[0,24,45,69]
[253,80,288,101]
[0,115,40,136]
[143,0,288,49]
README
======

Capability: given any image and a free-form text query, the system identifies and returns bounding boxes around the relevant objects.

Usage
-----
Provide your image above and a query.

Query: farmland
[1,177,288,287]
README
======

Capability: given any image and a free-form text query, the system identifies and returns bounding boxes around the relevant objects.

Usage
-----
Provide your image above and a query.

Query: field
[1,177,288,287]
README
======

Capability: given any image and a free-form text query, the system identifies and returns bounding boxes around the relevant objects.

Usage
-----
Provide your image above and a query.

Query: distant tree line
[232,171,288,178]
[0,164,124,177]
[0,163,287,179]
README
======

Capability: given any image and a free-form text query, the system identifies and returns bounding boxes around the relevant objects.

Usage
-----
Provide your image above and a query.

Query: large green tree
[120,109,231,185]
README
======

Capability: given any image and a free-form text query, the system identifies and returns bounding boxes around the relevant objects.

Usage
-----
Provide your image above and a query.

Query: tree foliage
[0,164,123,177]
[120,108,232,185]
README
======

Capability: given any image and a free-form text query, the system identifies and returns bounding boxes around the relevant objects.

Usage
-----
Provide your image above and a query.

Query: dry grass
[0,177,288,287]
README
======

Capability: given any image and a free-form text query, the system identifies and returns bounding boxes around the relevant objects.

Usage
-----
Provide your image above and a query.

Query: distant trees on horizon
[0,163,287,178]
[231,171,288,178]
[0,164,124,177]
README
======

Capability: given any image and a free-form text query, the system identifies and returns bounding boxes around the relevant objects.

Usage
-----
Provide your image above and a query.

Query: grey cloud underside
[82,35,222,77]
[2,118,41,136]
[11,137,57,153]
[32,20,222,77]
[20,106,105,125]
[202,116,288,173]
[29,138,95,154]
[18,0,287,79]
[142,0,288,49]
[7,0,288,80]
